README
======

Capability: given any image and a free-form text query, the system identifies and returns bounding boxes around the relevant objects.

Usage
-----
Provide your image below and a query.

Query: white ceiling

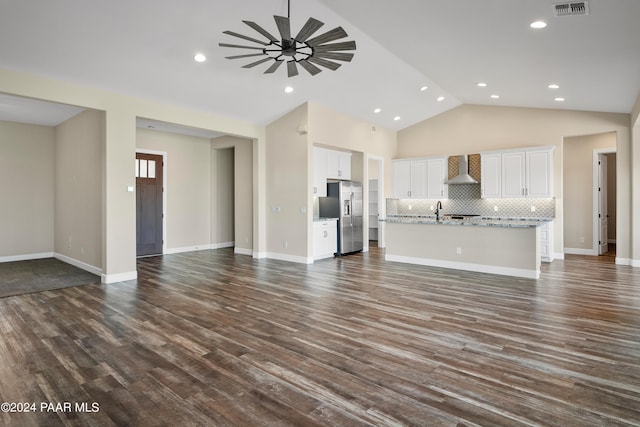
[1,0,639,132]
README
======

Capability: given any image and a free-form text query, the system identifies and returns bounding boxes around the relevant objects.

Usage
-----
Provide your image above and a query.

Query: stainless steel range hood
[447,154,479,184]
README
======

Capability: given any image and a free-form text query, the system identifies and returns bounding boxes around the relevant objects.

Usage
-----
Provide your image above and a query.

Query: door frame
[136,149,167,254]
[367,154,385,248]
[592,147,615,257]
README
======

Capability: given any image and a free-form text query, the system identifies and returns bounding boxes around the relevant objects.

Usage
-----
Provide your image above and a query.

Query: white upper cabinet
[312,147,328,197]
[480,153,502,198]
[393,159,427,198]
[393,157,446,199]
[502,152,527,198]
[481,146,554,199]
[426,157,448,199]
[526,150,553,198]
[313,147,353,197]
[326,150,351,180]
[393,160,412,198]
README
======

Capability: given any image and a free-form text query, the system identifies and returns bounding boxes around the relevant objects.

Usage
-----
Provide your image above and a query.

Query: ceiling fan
[219,0,356,77]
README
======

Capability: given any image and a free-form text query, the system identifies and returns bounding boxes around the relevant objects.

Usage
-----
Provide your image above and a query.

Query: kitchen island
[384,216,551,279]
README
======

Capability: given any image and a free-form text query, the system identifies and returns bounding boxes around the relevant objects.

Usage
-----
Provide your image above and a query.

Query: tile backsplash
[387,184,555,218]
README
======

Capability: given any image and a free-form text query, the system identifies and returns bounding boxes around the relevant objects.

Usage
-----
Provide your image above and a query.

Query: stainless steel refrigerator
[319,181,363,255]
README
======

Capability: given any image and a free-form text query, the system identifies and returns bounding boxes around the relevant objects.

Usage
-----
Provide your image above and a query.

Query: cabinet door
[481,153,502,198]
[313,147,328,197]
[526,150,552,197]
[410,159,427,199]
[325,150,340,179]
[393,160,411,198]
[426,157,447,199]
[339,152,352,180]
[502,152,526,198]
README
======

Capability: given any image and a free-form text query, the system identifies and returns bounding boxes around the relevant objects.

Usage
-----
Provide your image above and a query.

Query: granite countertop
[313,217,339,222]
[384,215,552,228]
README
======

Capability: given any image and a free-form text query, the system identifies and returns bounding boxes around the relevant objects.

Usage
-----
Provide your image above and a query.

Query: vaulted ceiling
[1,0,639,130]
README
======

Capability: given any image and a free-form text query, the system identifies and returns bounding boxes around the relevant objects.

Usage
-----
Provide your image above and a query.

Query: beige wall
[211,135,253,254]
[136,128,212,251]
[265,104,309,261]
[397,104,632,261]
[1,68,264,282]
[54,110,104,269]
[211,147,234,245]
[563,132,616,250]
[0,120,55,258]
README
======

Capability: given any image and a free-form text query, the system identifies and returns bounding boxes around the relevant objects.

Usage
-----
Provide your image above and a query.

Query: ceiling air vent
[554,1,590,17]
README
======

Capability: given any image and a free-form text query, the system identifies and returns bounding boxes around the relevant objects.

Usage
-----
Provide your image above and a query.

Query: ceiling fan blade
[313,51,354,62]
[274,15,291,41]
[295,17,324,42]
[298,60,322,76]
[242,20,278,42]
[314,41,357,52]
[264,60,284,74]
[225,53,267,60]
[306,27,348,46]
[242,57,273,69]
[219,43,264,50]
[287,61,299,77]
[307,56,342,71]
[223,30,269,46]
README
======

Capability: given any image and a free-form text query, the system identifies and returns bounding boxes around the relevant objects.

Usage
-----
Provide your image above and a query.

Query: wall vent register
[554,1,589,17]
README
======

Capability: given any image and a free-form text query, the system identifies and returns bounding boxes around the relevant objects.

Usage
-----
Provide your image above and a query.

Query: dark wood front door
[136,153,163,257]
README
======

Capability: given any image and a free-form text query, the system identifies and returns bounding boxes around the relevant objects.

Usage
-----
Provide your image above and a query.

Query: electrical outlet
[283,240,288,248]
[531,205,536,212]
[456,247,462,255]
[494,205,499,212]
[580,236,585,243]
[430,205,434,211]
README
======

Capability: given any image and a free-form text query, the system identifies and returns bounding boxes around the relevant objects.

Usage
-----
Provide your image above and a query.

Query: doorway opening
[593,149,617,260]
[367,155,385,248]
[135,151,166,257]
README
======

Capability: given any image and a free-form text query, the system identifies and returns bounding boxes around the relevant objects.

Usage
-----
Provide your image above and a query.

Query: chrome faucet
[435,200,443,221]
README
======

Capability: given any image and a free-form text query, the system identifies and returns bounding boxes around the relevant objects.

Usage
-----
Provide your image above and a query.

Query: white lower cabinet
[313,219,338,260]
[539,221,553,262]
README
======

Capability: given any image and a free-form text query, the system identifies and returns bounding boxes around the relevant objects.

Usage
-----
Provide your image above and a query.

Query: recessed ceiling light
[284,86,294,94]
[394,116,401,121]
[530,20,547,29]
[374,108,381,114]
[477,82,487,87]
[420,86,428,92]
[194,53,207,62]
[548,84,560,89]
[437,96,445,102]
[490,94,500,99]
[554,97,565,102]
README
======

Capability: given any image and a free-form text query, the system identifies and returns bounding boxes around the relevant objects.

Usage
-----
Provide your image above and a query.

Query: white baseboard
[253,251,267,259]
[101,271,138,284]
[385,254,540,279]
[54,253,102,276]
[212,241,234,249]
[553,252,565,260]
[0,252,54,263]
[633,259,640,268]
[234,247,252,256]
[266,252,313,264]
[164,244,211,254]
[615,257,631,266]
[564,247,598,256]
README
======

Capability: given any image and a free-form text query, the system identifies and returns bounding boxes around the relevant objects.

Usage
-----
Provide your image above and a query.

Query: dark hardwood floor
[1,247,639,426]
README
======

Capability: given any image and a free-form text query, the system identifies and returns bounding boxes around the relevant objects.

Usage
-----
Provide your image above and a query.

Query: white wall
[211,135,253,255]
[136,128,212,252]
[0,120,55,259]
[55,109,104,270]
[563,132,616,251]
[397,104,632,262]
[1,68,265,282]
